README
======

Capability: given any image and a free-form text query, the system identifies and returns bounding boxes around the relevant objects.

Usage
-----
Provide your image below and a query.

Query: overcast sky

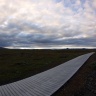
[0,0,96,49]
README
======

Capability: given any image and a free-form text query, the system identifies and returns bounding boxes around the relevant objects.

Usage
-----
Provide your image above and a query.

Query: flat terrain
[52,51,96,96]
[0,49,96,95]
[0,52,93,96]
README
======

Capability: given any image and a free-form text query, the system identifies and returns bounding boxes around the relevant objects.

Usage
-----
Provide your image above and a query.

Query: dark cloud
[0,30,96,48]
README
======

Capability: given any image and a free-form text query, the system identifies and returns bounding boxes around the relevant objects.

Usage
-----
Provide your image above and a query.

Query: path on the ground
[0,52,94,96]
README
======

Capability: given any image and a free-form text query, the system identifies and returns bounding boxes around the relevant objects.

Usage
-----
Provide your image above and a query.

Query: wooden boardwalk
[0,52,94,96]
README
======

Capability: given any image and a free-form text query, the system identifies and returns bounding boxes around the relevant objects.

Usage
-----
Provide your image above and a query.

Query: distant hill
[0,47,7,49]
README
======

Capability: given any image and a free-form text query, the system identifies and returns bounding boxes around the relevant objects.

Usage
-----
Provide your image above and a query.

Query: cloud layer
[0,0,96,49]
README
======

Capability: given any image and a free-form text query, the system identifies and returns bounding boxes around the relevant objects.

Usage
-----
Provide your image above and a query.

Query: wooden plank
[0,52,94,96]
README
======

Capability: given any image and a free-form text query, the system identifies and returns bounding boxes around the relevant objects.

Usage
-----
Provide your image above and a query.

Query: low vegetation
[0,49,95,86]
[91,62,96,70]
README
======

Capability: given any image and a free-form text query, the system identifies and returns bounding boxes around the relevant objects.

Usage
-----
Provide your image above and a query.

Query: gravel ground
[74,70,96,96]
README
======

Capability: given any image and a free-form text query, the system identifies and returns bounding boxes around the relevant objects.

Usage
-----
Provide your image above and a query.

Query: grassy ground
[0,49,95,87]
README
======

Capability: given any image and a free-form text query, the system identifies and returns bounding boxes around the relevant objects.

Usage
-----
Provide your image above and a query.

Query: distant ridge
[0,47,7,49]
